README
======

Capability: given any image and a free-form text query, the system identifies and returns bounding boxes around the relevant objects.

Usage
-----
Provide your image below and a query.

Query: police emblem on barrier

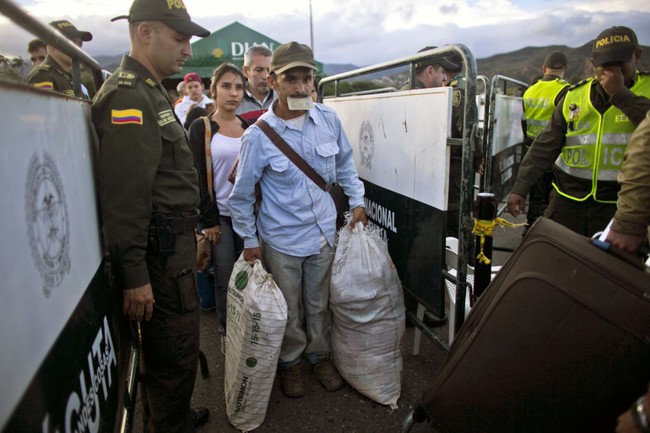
[358,120,375,169]
[25,152,71,297]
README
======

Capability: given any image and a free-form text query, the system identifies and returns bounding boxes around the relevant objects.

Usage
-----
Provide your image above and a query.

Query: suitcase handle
[590,239,649,272]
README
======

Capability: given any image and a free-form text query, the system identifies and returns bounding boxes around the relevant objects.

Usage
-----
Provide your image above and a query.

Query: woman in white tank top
[188,63,248,345]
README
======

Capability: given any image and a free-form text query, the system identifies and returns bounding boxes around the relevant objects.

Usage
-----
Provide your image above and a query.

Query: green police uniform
[512,72,650,236]
[92,55,201,433]
[521,74,570,228]
[523,76,570,142]
[446,73,483,238]
[555,74,650,202]
[27,55,77,97]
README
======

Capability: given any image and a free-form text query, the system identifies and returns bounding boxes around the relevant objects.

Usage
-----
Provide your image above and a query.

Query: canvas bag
[330,221,406,409]
[224,254,287,431]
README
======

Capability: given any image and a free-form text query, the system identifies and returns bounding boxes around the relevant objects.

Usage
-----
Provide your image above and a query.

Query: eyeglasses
[30,55,46,64]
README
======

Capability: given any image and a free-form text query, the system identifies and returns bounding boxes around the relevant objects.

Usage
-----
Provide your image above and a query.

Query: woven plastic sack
[330,222,405,409]
[225,255,287,431]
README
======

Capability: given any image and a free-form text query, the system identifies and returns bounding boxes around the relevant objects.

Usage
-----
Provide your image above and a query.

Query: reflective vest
[523,78,569,140]
[553,73,650,203]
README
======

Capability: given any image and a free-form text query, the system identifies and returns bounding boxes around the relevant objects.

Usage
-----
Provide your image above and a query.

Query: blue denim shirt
[229,101,365,256]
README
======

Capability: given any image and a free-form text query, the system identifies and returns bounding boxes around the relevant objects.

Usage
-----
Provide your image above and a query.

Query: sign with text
[325,88,452,316]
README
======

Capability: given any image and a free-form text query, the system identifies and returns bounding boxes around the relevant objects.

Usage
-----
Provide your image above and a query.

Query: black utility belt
[165,214,200,234]
[148,212,199,257]
[150,212,200,234]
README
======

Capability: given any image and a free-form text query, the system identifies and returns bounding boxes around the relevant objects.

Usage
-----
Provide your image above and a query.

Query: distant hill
[324,63,359,76]
[476,43,650,84]
[95,54,123,73]
[95,43,650,85]
[319,43,650,86]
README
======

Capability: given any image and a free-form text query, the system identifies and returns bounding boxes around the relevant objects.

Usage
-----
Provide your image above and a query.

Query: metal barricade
[320,45,479,350]
[0,0,104,96]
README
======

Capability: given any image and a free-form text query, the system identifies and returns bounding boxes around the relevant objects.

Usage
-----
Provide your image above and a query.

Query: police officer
[27,20,92,97]
[442,51,484,238]
[91,0,210,431]
[507,26,650,236]
[27,39,47,68]
[520,51,570,231]
[401,46,453,90]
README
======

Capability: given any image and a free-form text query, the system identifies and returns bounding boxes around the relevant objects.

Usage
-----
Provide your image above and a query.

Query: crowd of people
[18,1,649,431]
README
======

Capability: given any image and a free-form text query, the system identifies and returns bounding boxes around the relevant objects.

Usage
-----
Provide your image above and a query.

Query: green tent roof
[167,21,323,81]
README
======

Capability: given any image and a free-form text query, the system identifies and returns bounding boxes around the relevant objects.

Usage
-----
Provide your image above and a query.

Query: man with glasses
[27,20,92,98]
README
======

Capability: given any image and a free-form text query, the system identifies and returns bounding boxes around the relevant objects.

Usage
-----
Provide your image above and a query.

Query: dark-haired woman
[189,64,248,349]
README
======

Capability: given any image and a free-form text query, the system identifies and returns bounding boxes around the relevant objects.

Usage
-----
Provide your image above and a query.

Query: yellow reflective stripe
[596,169,619,181]
[554,158,592,180]
[600,133,631,144]
[552,182,617,203]
[565,134,597,146]
[551,181,592,201]
[555,158,619,181]
[526,119,547,126]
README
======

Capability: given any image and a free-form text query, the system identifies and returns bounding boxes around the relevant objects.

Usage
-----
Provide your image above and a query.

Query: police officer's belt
[163,214,200,234]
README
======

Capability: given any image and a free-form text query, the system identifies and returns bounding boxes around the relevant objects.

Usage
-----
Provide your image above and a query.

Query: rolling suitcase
[417,218,650,433]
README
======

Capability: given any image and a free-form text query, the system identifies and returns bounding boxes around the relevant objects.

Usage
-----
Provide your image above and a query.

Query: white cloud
[0,0,648,67]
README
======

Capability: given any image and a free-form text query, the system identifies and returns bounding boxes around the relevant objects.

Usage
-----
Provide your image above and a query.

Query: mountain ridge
[95,44,650,85]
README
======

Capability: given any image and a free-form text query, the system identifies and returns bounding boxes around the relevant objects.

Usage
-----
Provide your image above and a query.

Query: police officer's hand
[124,283,155,322]
[203,225,222,244]
[615,408,639,433]
[615,388,649,433]
[596,65,625,98]
[507,193,526,217]
[348,206,368,229]
[243,247,262,263]
[605,228,647,255]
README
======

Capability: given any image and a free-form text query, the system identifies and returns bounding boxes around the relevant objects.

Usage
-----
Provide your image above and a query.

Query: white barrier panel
[0,87,102,427]
[325,88,452,210]
[491,94,524,156]
[325,88,452,319]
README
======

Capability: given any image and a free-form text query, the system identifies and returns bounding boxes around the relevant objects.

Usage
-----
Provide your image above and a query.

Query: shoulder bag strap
[202,116,214,204]
[255,119,329,191]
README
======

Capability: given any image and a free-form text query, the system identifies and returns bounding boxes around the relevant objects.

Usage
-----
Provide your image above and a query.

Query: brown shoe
[280,365,306,398]
[313,360,344,392]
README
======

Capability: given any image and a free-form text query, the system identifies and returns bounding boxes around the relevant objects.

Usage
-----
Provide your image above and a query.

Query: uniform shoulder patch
[157,109,176,127]
[111,109,143,125]
[117,70,137,88]
[449,75,466,90]
[452,90,461,107]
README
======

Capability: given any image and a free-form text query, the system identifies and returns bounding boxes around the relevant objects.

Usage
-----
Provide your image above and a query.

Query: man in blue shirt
[229,41,367,398]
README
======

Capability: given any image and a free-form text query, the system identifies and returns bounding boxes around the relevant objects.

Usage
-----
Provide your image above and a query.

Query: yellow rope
[472,217,527,265]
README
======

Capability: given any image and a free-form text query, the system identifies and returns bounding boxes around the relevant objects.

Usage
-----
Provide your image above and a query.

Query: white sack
[330,222,405,409]
[225,255,287,431]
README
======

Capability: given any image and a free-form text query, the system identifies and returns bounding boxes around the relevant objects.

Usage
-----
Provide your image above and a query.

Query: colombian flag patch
[111,109,143,125]
[34,81,54,90]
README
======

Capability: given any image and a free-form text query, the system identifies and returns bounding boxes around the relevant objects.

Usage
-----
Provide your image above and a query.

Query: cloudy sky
[1,0,649,66]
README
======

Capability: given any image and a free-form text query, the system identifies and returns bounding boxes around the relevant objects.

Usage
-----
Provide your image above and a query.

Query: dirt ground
[133,215,526,433]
